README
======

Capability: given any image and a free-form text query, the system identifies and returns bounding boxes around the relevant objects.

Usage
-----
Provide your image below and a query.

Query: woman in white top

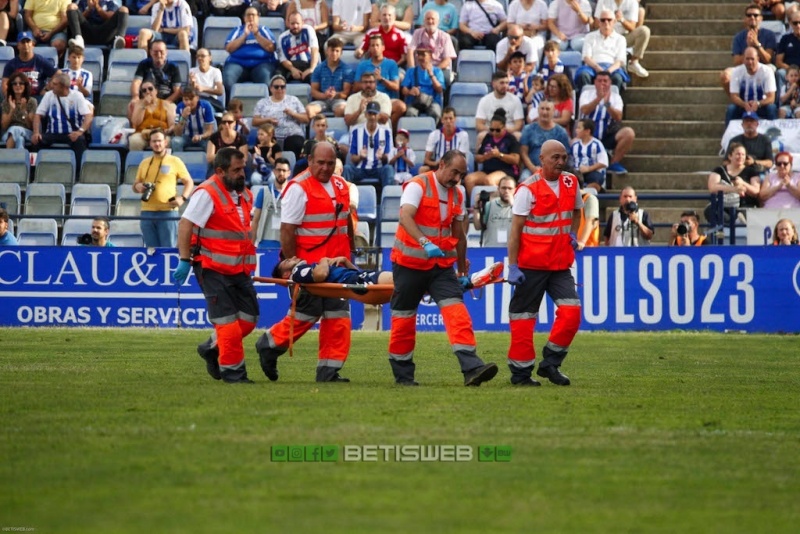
[189,48,225,112]
[252,74,310,158]
[507,0,550,39]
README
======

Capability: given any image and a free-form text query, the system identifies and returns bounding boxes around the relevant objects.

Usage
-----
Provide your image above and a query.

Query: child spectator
[779,65,800,119]
[538,40,565,81]
[507,51,529,103]
[62,46,93,103]
[226,98,250,136]
[570,118,609,192]
[389,128,416,183]
[524,74,546,119]
[250,123,282,185]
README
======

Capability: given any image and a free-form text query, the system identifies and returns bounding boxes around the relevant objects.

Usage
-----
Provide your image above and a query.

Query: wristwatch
[418,237,431,246]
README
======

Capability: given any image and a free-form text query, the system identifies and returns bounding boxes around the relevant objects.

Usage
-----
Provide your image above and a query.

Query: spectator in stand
[542,73,574,130]
[32,72,92,175]
[578,70,635,174]
[129,39,182,121]
[726,46,777,124]
[222,6,278,95]
[353,34,405,127]
[227,98,250,137]
[61,45,92,103]
[253,74,309,159]
[547,0,592,52]
[66,0,127,50]
[727,112,774,175]
[760,151,800,208]
[401,47,444,124]
[209,0,248,18]
[720,5,777,95]
[508,52,531,104]
[189,49,224,113]
[775,11,800,93]
[252,156,291,246]
[249,123,282,185]
[668,210,709,247]
[0,0,20,48]
[496,23,541,73]
[356,4,411,68]
[253,0,288,18]
[389,127,416,184]
[538,40,565,82]
[757,0,790,22]
[594,0,650,78]
[410,9,457,83]
[603,186,654,246]
[0,207,17,246]
[343,101,395,190]
[368,0,414,32]
[344,71,392,128]
[519,100,570,180]
[465,109,521,195]
[23,0,69,59]
[207,111,249,166]
[524,74,546,113]
[138,0,193,51]
[84,217,114,247]
[707,140,761,225]
[508,0,549,41]
[1,73,37,149]
[277,11,320,84]
[1,31,57,96]
[284,0,329,48]
[419,106,470,174]
[458,0,507,52]
[772,218,799,245]
[473,175,514,247]
[307,36,353,119]
[128,80,176,151]
[417,0,458,38]
[329,0,370,49]
[574,9,629,94]
[476,70,525,145]
[172,86,216,153]
[778,65,800,118]
[570,117,608,192]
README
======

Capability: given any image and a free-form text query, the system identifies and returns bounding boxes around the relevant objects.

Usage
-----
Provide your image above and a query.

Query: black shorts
[601,122,623,150]
[193,265,259,324]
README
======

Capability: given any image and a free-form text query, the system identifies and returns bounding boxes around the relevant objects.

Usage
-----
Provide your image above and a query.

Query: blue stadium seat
[356,185,377,224]
[173,152,210,184]
[80,151,122,192]
[109,220,145,247]
[0,149,30,190]
[0,183,22,215]
[448,82,490,118]
[82,47,105,93]
[207,48,230,68]
[286,83,311,106]
[125,15,151,37]
[61,218,92,246]
[456,50,497,84]
[36,46,59,68]
[107,48,147,81]
[70,183,112,217]
[25,183,66,220]
[33,149,75,192]
[0,47,14,76]
[230,83,269,116]
[169,49,192,85]
[17,218,58,246]
[380,185,402,223]
[455,116,477,152]
[115,184,142,218]
[397,116,436,152]
[203,17,240,50]
[124,151,150,184]
[262,17,286,36]
[100,81,133,116]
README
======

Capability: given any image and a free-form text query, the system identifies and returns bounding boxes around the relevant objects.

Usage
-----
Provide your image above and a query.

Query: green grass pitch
[1,328,798,533]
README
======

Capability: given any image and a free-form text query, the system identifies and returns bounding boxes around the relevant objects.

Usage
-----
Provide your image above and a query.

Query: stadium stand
[0,149,30,190]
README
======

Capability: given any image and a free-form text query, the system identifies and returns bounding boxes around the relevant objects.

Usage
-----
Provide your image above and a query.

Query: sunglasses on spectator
[11,81,25,86]
[489,128,502,133]
[221,120,235,124]
[792,20,800,25]
[776,161,792,166]
[272,85,286,89]
[142,86,155,92]
[599,18,613,22]
[509,35,522,40]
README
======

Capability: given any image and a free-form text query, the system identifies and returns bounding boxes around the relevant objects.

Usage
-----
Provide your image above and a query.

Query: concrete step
[648,19,742,36]
[633,70,721,87]
[648,35,731,52]
[625,87,729,105]
[622,155,721,173]
[613,172,711,191]
[644,51,730,71]
[626,103,727,121]
[648,3,748,20]
[625,120,726,138]
[630,138,722,156]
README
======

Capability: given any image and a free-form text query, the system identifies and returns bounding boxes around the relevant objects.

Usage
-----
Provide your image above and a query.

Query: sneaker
[68,35,85,51]
[607,162,628,174]
[470,261,504,289]
[628,61,649,78]
[113,35,126,49]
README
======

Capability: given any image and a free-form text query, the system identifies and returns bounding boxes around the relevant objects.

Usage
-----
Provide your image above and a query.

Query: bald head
[309,142,337,183]
[540,140,568,181]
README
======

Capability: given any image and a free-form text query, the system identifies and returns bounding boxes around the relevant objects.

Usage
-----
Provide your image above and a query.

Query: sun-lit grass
[1,329,798,533]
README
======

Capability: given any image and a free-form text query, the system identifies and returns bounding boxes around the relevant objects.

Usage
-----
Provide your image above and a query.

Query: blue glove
[423,241,445,258]
[458,275,471,290]
[569,232,580,251]
[507,264,525,286]
[173,259,191,285]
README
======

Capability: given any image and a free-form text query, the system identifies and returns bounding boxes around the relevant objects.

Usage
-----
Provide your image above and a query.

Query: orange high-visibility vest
[578,192,599,247]
[517,170,578,271]
[284,172,351,263]
[191,175,257,275]
[391,171,462,270]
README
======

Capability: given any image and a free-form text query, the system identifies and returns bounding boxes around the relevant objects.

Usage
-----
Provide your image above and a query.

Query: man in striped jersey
[725,46,777,125]
[342,101,395,192]
[138,0,193,51]
[32,72,92,177]
[419,107,470,173]
[569,117,608,192]
[171,85,216,152]
[577,70,634,174]
[277,12,320,84]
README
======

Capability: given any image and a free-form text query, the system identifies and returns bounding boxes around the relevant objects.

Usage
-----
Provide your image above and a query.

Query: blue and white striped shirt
[62,68,93,102]
[36,90,92,135]
[578,87,624,140]
[349,124,393,170]
[175,99,216,137]
[570,137,608,172]
[277,25,319,64]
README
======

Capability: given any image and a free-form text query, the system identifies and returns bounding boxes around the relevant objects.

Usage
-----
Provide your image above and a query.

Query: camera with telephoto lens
[477,190,491,214]
[141,182,156,202]
[624,201,638,213]
[77,233,93,245]
[676,221,691,236]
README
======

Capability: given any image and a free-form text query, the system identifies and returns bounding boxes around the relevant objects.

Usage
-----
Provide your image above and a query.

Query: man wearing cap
[1,32,58,96]
[727,111,774,176]
[343,101,395,192]
[23,0,69,58]
[725,46,777,125]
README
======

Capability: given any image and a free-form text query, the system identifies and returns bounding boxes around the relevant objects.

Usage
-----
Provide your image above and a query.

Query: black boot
[508,364,540,386]
[255,334,281,381]
[221,364,255,384]
[316,366,350,383]
[390,358,417,385]
[197,337,221,380]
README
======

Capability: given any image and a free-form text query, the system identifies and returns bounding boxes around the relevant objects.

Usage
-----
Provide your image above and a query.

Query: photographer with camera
[134,128,194,248]
[78,217,115,247]
[473,175,514,247]
[603,186,653,246]
[669,210,709,247]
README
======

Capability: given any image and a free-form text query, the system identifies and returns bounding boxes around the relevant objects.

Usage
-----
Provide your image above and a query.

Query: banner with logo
[1,246,799,333]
